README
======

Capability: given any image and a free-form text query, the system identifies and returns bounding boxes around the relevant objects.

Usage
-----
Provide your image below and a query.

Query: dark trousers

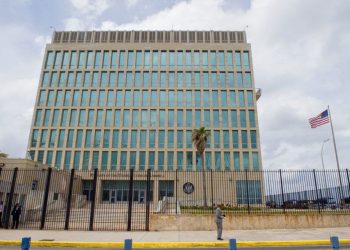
[0,212,2,227]
[12,217,19,229]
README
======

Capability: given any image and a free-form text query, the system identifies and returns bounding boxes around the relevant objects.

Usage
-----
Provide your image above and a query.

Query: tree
[192,127,210,208]
[0,151,8,158]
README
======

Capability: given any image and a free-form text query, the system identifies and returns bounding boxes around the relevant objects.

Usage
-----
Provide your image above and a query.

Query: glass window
[158,130,165,148]
[126,72,133,87]
[238,91,245,107]
[168,130,174,148]
[76,130,83,148]
[221,91,227,106]
[215,152,221,170]
[185,51,191,69]
[69,109,77,126]
[249,110,256,127]
[46,151,53,165]
[108,72,115,87]
[114,110,121,127]
[169,51,175,69]
[121,130,128,148]
[92,151,99,169]
[194,51,199,68]
[177,72,183,87]
[119,51,125,68]
[177,130,183,148]
[214,130,220,148]
[203,72,209,88]
[231,110,237,127]
[186,151,193,170]
[158,152,164,170]
[152,51,158,68]
[135,72,141,87]
[144,50,150,68]
[240,110,246,127]
[61,51,69,69]
[250,130,257,149]
[242,130,248,148]
[96,109,103,127]
[83,72,90,87]
[160,72,166,87]
[204,110,210,127]
[222,110,228,127]
[168,110,174,127]
[124,90,131,107]
[106,90,114,107]
[112,130,119,148]
[195,110,201,127]
[161,51,167,69]
[141,110,148,127]
[102,51,109,69]
[50,72,58,87]
[58,129,65,147]
[129,152,136,169]
[48,130,56,148]
[57,72,65,87]
[234,152,240,170]
[93,130,101,147]
[224,152,230,170]
[40,129,47,147]
[243,152,249,170]
[210,51,216,69]
[64,151,72,169]
[61,109,68,126]
[186,110,192,127]
[177,110,183,127]
[177,90,183,107]
[66,129,74,148]
[235,51,241,69]
[142,90,149,106]
[245,72,252,88]
[52,110,59,127]
[131,130,137,148]
[151,72,158,87]
[117,72,124,87]
[105,110,111,127]
[213,110,219,128]
[38,90,46,106]
[93,51,101,68]
[132,110,139,127]
[149,130,156,148]
[212,90,218,106]
[186,90,192,107]
[227,51,233,67]
[247,91,254,107]
[140,130,146,148]
[160,91,167,107]
[186,130,192,148]
[205,152,212,170]
[135,51,142,69]
[252,152,259,170]
[159,110,165,127]
[85,51,93,69]
[232,130,239,148]
[149,152,155,170]
[243,51,250,69]
[82,151,90,170]
[139,151,146,170]
[78,51,85,69]
[168,91,175,107]
[111,151,118,170]
[42,72,49,87]
[45,51,54,69]
[55,151,62,169]
[177,152,183,170]
[202,51,208,68]
[123,110,130,127]
[116,90,123,107]
[177,51,183,68]
[202,91,210,107]
[87,110,94,126]
[69,51,77,69]
[219,51,225,69]
[54,51,62,69]
[100,151,108,170]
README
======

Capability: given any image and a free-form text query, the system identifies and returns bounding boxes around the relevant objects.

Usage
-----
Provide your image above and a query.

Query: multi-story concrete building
[26,31,263,206]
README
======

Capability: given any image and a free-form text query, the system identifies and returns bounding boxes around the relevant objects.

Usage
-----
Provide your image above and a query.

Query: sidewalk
[0,227,349,248]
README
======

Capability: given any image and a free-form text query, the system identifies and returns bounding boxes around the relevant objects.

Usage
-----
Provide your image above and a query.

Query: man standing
[215,204,225,240]
[11,203,21,229]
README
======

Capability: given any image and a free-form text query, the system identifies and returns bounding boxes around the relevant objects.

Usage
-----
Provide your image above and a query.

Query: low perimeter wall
[150,214,350,231]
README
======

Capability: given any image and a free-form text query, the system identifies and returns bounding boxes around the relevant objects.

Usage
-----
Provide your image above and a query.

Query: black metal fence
[0,168,350,231]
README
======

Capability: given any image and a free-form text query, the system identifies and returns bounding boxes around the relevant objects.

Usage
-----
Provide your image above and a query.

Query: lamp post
[321,138,330,198]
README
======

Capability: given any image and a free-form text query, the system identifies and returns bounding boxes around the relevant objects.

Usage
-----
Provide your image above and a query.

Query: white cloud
[69,0,110,16]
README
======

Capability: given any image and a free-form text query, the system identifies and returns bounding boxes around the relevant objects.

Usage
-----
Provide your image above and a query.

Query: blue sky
[0,0,349,171]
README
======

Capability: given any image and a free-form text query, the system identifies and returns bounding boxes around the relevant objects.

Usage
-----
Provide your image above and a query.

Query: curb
[0,239,350,248]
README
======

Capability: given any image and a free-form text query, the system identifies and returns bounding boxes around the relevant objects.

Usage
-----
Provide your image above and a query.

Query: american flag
[309,110,329,128]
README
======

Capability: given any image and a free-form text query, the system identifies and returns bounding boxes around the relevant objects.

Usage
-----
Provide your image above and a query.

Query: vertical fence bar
[89,168,98,231]
[145,169,151,231]
[211,169,214,213]
[4,167,18,229]
[313,169,321,213]
[175,169,178,215]
[127,169,134,231]
[346,169,350,199]
[65,169,75,230]
[40,167,52,230]
[245,170,250,214]
[279,169,285,214]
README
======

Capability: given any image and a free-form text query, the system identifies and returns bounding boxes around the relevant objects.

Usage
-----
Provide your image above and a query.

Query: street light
[321,138,330,198]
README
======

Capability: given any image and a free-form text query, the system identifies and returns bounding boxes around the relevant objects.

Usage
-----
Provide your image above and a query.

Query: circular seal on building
[183,182,194,194]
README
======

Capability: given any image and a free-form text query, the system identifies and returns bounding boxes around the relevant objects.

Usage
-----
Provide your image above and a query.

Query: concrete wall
[150,214,350,231]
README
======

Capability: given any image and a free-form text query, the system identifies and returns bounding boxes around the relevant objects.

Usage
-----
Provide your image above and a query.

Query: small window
[109,32,116,42]
[141,31,148,42]
[205,32,210,43]
[134,31,140,42]
[181,31,187,43]
[165,32,170,43]
[94,32,100,43]
[86,32,92,42]
[157,32,163,42]
[197,32,203,43]
[101,32,108,42]
[53,193,59,201]
[117,32,124,42]
[70,32,77,42]
[174,32,180,43]
[125,31,131,43]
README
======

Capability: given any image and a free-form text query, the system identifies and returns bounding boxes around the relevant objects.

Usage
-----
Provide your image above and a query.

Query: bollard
[229,238,237,250]
[21,237,31,250]
[330,236,340,250]
[124,239,132,250]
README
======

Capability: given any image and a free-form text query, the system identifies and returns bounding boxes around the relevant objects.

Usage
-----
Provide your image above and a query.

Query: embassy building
[27,31,263,206]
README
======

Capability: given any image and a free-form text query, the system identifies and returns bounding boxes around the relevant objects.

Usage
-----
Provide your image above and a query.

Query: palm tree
[192,127,210,208]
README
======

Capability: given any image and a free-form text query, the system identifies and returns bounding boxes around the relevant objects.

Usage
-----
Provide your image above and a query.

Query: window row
[41,71,252,89]
[31,129,258,150]
[31,150,259,171]
[37,89,255,108]
[45,50,250,70]
[34,109,256,129]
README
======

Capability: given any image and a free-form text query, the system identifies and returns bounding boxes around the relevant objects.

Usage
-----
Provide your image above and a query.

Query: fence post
[313,169,321,213]
[346,169,350,198]
[211,169,214,213]
[245,170,250,214]
[4,167,18,229]
[279,169,285,214]
[175,169,178,215]
[89,168,98,231]
[145,168,151,231]
[127,169,134,231]
[40,167,52,230]
[65,168,75,230]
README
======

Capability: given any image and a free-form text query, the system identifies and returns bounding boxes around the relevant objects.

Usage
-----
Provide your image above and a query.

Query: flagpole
[328,105,344,200]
